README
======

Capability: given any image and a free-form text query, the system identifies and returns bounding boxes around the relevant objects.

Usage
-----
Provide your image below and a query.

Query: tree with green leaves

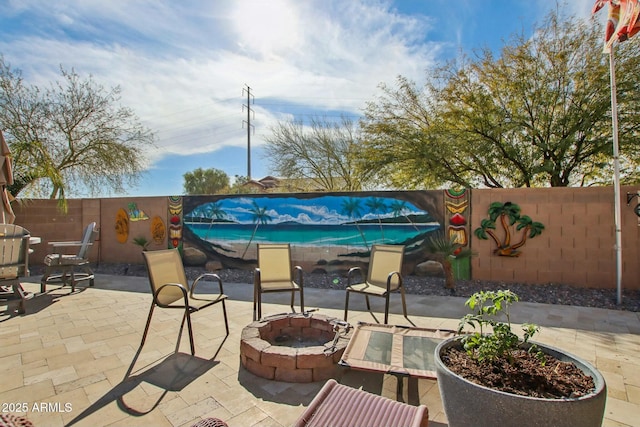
[0,57,155,202]
[183,167,230,195]
[265,115,375,191]
[360,8,640,189]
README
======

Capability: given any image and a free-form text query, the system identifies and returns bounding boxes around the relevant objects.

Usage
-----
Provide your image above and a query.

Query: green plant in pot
[434,290,607,427]
[427,234,475,290]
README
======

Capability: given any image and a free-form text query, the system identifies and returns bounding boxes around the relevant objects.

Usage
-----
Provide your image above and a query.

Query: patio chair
[139,248,229,355]
[344,244,407,324]
[253,243,304,321]
[40,222,98,293]
[0,224,31,314]
[293,379,429,427]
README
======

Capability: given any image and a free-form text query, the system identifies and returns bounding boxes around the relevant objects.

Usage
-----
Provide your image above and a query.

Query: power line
[242,85,255,179]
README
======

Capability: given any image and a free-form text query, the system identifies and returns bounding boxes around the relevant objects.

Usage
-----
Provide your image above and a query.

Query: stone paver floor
[1,274,639,427]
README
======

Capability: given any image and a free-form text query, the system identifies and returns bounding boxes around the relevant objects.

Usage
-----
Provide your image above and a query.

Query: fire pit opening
[240,313,352,383]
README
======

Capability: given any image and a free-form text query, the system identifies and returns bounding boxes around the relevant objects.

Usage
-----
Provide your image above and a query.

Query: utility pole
[242,85,255,179]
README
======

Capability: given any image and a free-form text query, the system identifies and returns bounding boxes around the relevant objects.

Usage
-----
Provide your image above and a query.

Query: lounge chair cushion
[294,379,428,427]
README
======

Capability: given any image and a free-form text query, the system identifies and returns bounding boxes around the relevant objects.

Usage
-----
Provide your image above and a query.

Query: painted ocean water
[186,222,440,247]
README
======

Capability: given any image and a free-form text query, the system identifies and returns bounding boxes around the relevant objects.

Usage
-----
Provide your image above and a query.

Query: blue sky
[0,1,597,198]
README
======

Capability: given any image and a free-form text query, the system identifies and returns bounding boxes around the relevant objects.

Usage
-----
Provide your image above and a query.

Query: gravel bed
[78,263,640,313]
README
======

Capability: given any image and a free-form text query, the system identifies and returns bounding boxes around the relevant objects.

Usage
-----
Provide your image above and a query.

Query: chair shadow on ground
[65,335,227,426]
[0,287,86,322]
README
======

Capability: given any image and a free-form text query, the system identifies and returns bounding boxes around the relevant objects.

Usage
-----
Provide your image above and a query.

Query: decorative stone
[183,247,207,266]
[415,260,444,276]
[244,357,275,380]
[262,345,297,370]
[205,260,223,271]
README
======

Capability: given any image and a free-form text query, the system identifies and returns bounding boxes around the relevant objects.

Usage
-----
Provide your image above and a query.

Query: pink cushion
[294,379,428,427]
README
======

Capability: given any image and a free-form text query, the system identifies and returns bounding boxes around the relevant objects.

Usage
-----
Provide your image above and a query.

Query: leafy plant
[132,235,150,251]
[428,234,475,289]
[458,290,542,363]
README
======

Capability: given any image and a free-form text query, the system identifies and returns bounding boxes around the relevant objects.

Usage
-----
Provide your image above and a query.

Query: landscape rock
[183,247,207,266]
[415,260,444,277]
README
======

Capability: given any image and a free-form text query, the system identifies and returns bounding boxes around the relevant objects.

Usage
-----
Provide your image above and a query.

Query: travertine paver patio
[0,274,639,427]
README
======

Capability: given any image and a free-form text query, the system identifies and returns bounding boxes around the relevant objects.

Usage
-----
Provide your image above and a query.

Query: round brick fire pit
[240,313,352,383]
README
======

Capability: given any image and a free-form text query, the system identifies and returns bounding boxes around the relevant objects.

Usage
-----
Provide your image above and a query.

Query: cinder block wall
[470,186,640,290]
[13,196,168,267]
[14,198,101,265]
[13,185,640,290]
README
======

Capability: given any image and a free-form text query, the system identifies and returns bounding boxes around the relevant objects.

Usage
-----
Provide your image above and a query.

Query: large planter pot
[435,337,607,427]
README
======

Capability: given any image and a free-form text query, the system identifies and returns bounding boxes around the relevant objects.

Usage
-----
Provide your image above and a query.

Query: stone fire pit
[240,313,352,383]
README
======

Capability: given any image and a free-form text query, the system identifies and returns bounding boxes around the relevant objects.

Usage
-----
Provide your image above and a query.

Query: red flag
[618,0,640,40]
[605,1,622,51]
[592,0,640,52]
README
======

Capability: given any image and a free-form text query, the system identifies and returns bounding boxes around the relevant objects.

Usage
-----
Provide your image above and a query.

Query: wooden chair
[0,224,31,314]
[41,222,98,293]
[344,244,407,324]
[139,249,229,355]
[253,243,304,321]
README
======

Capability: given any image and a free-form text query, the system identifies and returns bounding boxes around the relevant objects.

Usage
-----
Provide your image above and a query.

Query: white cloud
[1,1,439,165]
[2,0,586,196]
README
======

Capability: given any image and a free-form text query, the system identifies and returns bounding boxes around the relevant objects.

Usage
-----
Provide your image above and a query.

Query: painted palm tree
[242,201,272,258]
[474,201,545,257]
[340,197,369,249]
[389,200,420,232]
[188,205,205,223]
[365,197,388,241]
[204,202,226,240]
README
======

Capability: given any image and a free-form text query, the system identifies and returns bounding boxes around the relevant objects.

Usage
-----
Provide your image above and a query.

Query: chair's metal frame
[40,222,98,292]
[344,244,407,324]
[139,249,229,355]
[253,243,304,321]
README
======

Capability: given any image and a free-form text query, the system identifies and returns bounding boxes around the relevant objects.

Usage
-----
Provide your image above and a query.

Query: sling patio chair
[253,243,304,321]
[293,379,429,427]
[0,224,32,314]
[41,221,98,293]
[139,248,229,355]
[344,244,407,324]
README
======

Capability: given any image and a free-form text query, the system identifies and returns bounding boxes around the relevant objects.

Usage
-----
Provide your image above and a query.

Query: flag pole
[608,45,623,305]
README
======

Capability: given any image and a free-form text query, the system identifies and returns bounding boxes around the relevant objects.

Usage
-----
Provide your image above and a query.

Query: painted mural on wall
[168,196,184,250]
[127,202,149,221]
[443,188,471,279]
[181,191,444,272]
[474,201,545,257]
[115,208,129,244]
[150,216,166,244]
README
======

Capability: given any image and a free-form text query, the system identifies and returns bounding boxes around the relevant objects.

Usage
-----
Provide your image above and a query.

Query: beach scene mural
[181,191,444,272]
